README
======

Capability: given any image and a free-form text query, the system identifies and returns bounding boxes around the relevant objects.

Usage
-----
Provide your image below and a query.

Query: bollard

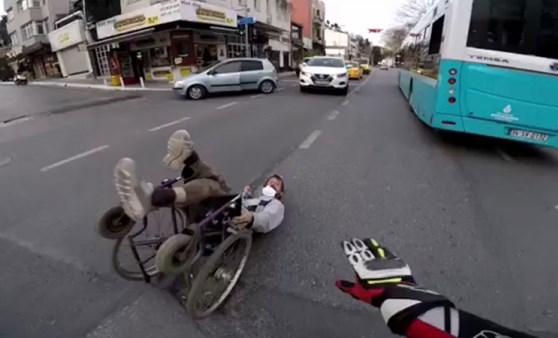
[120,76,125,88]
[140,77,145,88]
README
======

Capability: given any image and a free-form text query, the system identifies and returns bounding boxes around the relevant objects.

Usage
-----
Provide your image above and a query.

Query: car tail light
[449,68,457,75]
[448,78,456,85]
[448,97,456,104]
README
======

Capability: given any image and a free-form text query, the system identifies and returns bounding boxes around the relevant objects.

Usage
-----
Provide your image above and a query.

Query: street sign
[238,17,256,25]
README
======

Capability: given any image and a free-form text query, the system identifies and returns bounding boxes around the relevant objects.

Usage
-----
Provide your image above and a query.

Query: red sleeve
[406,320,455,338]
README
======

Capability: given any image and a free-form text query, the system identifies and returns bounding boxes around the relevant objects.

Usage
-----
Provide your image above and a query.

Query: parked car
[299,56,349,95]
[296,57,312,77]
[173,58,278,100]
[345,61,363,80]
[379,64,389,71]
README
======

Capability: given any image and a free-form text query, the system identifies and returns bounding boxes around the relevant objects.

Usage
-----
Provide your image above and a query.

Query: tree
[382,26,409,51]
[396,0,437,26]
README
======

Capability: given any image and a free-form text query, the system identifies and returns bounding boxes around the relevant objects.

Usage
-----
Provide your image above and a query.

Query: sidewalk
[27,71,296,92]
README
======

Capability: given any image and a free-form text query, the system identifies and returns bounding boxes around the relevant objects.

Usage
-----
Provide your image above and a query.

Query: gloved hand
[336,238,454,335]
[231,212,254,230]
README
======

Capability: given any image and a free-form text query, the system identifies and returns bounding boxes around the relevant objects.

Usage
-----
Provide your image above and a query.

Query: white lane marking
[276,87,285,92]
[299,130,322,149]
[40,145,110,172]
[327,110,340,120]
[216,101,238,110]
[342,100,349,106]
[496,148,515,162]
[148,116,191,132]
[251,94,264,99]
[554,205,558,210]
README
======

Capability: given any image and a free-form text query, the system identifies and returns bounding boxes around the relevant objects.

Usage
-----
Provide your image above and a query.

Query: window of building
[254,0,260,11]
[22,22,34,40]
[36,21,45,35]
[7,9,14,21]
[30,0,40,7]
[241,60,263,71]
[17,0,25,11]
[150,47,171,67]
[10,32,19,46]
[95,45,111,77]
[178,40,190,56]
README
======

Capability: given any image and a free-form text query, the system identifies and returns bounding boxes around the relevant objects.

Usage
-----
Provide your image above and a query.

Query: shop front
[48,19,93,77]
[90,0,238,85]
[20,42,61,79]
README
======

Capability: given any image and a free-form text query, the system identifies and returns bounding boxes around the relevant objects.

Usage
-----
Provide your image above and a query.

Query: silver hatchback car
[173,58,279,100]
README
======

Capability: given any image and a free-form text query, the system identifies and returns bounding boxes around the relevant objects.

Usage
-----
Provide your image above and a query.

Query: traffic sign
[238,17,256,25]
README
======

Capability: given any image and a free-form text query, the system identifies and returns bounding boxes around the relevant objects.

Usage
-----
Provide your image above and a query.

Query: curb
[30,81,170,92]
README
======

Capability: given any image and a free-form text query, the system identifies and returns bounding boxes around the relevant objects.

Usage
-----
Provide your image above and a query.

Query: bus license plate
[509,129,549,142]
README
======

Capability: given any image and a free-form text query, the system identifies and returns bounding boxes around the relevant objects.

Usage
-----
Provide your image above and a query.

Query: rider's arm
[400,306,537,338]
[250,199,284,233]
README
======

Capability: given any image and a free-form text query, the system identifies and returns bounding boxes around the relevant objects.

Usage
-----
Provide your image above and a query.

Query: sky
[322,0,406,45]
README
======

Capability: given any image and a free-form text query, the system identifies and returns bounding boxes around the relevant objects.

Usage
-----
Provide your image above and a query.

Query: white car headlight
[173,81,184,88]
[337,72,348,78]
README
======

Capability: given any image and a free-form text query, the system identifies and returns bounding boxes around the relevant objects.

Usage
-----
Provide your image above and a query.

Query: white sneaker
[163,130,194,170]
[114,158,154,221]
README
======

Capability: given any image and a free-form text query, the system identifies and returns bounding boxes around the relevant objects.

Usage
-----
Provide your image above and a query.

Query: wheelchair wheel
[96,206,135,240]
[186,230,252,319]
[155,226,201,276]
[112,207,187,281]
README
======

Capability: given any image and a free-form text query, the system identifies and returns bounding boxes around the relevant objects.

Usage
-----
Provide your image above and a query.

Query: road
[1,71,557,338]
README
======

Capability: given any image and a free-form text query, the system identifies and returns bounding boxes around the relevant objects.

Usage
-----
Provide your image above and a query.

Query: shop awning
[87,28,155,50]
[21,42,51,56]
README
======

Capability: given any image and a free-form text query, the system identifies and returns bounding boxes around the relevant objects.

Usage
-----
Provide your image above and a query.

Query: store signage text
[96,0,237,40]
[48,20,86,52]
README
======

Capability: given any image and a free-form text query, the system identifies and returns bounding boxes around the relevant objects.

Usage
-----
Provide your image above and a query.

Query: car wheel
[259,80,275,94]
[300,86,307,93]
[339,86,349,96]
[187,85,206,100]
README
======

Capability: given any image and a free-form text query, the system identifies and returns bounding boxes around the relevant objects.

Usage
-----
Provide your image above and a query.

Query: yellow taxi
[345,61,363,80]
[355,58,371,74]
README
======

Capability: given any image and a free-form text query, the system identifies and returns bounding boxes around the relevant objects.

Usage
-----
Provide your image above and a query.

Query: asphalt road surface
[1,71,557,338]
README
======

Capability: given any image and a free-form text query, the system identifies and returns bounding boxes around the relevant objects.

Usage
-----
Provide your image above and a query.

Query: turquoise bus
[398,0,558,147]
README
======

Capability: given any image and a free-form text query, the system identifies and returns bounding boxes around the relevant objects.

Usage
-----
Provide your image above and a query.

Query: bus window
[429,16,445,55]
[537,0,558,59]
[467,0,558,59]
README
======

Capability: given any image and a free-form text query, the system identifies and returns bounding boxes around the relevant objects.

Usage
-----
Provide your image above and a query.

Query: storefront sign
[48,20,86,52]
[130,32,171,50]
[96,0,237,40]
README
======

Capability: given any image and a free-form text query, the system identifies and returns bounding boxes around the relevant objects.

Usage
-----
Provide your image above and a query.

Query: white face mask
[262,185,277,198]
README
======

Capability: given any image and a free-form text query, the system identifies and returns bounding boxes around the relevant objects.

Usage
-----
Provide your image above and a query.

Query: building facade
[4,0,72,78]
[86,0,291,83]
[311,0,324,54]
[324,28,348,58]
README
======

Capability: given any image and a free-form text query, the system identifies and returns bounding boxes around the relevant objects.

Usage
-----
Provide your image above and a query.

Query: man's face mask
[163,132,194,170]
[262,185,278,198]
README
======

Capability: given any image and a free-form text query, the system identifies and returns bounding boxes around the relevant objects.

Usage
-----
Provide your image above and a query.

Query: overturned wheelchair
[97,176,252,319]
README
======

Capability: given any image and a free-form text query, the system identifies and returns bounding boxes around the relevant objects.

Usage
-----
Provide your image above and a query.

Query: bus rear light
[448,78,456,85]
[449,68,457,75]
[448,97,456,104]
[449,89,455,95]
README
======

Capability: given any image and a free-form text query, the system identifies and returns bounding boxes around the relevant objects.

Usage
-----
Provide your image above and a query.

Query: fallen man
[113,129,285,233]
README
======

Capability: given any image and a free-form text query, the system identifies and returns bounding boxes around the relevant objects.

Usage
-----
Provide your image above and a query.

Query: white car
[299,57,349,95]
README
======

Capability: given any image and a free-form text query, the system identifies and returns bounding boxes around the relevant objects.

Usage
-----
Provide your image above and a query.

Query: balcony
[16,7,45,24]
